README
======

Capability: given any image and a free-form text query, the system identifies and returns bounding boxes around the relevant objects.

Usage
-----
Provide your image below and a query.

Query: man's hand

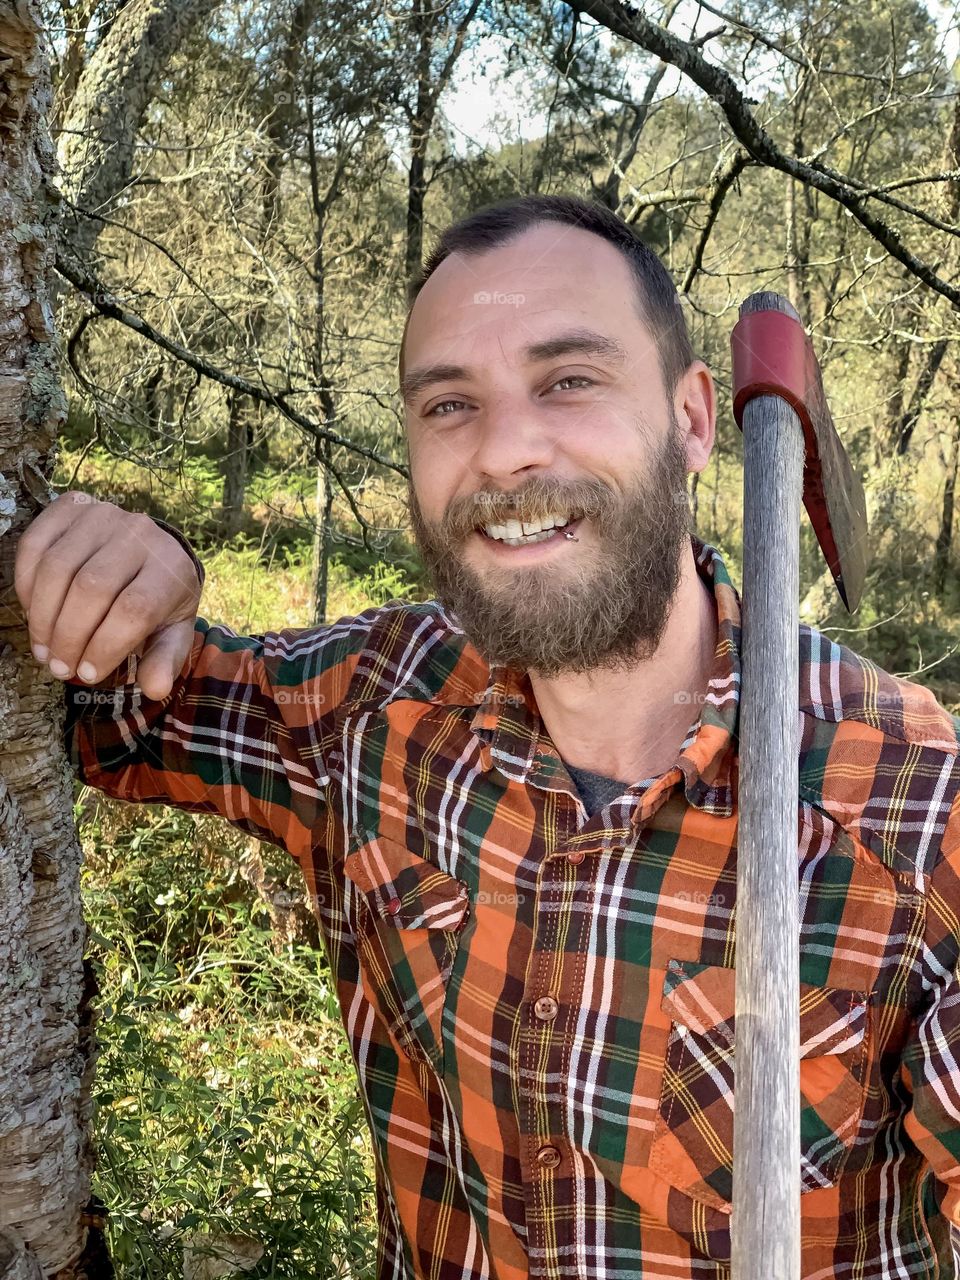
[15,493,203,700]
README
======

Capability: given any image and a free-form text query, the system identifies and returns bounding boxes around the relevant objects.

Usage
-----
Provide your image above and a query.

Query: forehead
[403,223,653,369]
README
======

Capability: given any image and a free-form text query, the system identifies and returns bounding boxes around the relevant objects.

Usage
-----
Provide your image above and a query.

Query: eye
[549,375,594,392]
[424,397,469,418]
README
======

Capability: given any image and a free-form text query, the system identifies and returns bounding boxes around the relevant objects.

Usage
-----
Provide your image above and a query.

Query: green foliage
[81,799,376,1278]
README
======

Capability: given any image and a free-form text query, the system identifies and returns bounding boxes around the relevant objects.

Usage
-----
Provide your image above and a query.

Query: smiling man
[402,209,717,787]
[16,194,960,1279]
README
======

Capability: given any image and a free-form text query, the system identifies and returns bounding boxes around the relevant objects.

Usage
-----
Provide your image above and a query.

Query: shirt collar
[421,533,743,817]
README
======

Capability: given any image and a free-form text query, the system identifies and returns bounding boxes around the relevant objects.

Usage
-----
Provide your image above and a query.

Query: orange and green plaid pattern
[66,535,960,1279]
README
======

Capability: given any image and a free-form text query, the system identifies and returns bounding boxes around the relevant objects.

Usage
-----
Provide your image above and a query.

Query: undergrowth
[81,799,377,1278]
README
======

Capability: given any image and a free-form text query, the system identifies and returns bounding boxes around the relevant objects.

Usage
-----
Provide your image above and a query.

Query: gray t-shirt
[564,761,653,816]
[563,720,700,815]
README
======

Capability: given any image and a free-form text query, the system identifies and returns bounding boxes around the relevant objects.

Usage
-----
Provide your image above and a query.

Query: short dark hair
[401,193,695,393]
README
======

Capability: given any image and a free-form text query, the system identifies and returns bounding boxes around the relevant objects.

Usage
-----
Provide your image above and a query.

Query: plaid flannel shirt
[66,534,960,1279]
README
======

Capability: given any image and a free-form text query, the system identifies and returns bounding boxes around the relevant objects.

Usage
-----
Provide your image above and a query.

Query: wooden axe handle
[731,292,804,1280]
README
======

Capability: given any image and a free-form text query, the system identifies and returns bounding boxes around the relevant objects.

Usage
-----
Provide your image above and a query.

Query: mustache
[430,476,615,541]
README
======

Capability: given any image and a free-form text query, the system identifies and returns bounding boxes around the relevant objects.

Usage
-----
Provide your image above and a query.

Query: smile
[475,516,583,552]
[479,511,580,547]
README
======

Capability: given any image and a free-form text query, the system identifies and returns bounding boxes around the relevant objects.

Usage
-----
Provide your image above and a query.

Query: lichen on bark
[0,1,98,1276]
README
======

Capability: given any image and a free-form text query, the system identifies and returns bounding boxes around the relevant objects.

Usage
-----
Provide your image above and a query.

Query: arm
[15,493,363,862]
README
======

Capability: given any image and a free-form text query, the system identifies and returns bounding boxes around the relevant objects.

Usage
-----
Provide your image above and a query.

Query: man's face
[402,222,713,677]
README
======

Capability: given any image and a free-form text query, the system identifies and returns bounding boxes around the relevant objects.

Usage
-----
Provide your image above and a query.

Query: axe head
[730,292,868,612]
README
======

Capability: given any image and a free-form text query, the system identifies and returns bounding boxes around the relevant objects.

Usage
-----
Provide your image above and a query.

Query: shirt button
[534,995,559,1021]
[386,897,402,916]
[567,850,585,865]
[536,1144,561,1170]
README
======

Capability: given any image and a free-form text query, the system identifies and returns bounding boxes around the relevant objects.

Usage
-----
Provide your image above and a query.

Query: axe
[729,292,868,1280]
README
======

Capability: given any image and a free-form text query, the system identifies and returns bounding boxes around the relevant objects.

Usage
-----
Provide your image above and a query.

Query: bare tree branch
[567,0,960,309]
[55,253,409,478]
[681,149,753,292]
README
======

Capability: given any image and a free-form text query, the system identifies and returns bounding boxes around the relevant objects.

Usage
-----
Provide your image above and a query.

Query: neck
[527,540,718,783]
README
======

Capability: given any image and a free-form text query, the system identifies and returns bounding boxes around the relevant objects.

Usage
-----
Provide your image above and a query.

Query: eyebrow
[400,328,628,404]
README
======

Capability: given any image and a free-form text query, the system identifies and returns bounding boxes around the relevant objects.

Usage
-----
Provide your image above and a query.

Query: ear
[674,360,715,473]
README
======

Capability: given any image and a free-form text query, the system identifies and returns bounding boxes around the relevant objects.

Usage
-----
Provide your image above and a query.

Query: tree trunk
[0,2,103,1276]
[784,173,800,313]
[221,391,249,538]
[404,0,433,285]
[884,94,959,460]
[305,165,336,626]
[311,450,334,626]
[403,0,481,285]
[143,365,164,436]
[593,0,677,217]
[50,0,96,133]
[56,0,219,268]
[890,337,949,457]
[934,417,960,599]
[219,0,311,533]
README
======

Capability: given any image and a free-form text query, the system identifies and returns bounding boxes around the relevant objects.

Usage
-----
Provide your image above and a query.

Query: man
[16,194,960,1279]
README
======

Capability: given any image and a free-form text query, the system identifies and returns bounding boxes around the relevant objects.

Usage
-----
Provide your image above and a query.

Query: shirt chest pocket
[344,831,470,1075]
[649,958,872,1212]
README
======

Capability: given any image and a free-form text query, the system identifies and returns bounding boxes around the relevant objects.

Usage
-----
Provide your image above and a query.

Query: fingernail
[48,658,71,678]
[32,644,48,663]
[77,662,98,683]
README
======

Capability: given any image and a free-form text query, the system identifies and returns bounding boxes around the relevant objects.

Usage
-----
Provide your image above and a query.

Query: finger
[15,492,91,615]
[65,571,178,687]
[26,529,143,666]
[46,545,145,677]
[136,620,196,701]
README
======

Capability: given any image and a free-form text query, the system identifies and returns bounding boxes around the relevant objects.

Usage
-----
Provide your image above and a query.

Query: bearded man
[17,194,960,1279]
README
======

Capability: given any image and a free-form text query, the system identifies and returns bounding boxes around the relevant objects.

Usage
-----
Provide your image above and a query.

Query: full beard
[407,419,692,677]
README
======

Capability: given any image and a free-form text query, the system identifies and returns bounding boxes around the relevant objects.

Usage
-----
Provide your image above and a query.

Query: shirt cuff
[151,516,205,589]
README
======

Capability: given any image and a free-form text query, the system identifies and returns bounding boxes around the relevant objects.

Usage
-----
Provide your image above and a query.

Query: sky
[440,34,548,153]
[440,3,960,158]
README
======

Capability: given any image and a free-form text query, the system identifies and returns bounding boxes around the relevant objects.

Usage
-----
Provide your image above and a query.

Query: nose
[468,397,557,485]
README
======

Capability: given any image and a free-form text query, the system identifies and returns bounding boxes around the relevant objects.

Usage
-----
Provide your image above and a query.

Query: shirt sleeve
[901,796,960,1226]
[64,612,372,865]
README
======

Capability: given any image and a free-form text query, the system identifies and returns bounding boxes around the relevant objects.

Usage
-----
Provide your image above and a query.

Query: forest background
[3,0,960,1274]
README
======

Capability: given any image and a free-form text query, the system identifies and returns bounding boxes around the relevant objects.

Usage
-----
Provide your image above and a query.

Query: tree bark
[311,446,334,626]
[403,0,481,285]
[143,364,164,436]
[221,391,249,539]
[405,0,434,285]
[933,430,957,599]
[56,0,219,268]
[0,2,102,1276]
[50,0,96,133]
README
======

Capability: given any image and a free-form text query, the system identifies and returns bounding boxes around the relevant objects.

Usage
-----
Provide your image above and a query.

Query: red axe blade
[731,295,869,611]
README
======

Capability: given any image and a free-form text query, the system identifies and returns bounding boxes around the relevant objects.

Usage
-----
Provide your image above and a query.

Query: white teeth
[500,530,555,546]
[480,511,576,544]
